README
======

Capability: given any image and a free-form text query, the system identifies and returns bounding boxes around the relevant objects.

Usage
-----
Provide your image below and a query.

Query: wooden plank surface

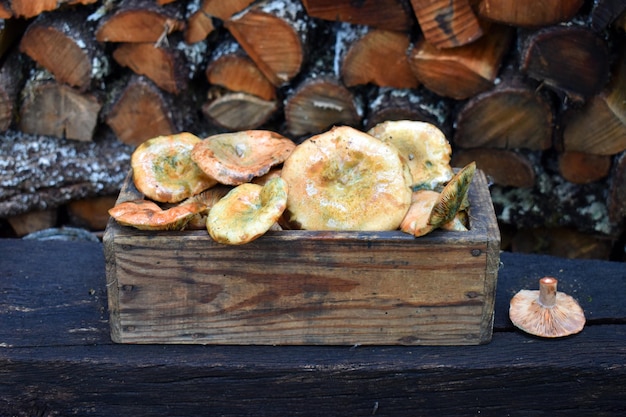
[1,239,626,416]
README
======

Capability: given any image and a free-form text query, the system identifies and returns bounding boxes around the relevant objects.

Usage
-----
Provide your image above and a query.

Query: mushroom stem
[537,276,558,308]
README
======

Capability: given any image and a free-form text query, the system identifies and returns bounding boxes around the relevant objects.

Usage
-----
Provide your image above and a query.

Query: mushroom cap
[131,132,218,203]
[509,277,586,338]
[367,120,454,190]
[191,130,296,186]
[400,189,440,237]
[182,185,233,230]
[207,176,289,245]
[429,161,476,227]
[108,199,206,231]
[280,125,413,231]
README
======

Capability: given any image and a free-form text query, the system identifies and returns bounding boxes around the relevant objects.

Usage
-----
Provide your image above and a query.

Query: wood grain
[104,170,500,345]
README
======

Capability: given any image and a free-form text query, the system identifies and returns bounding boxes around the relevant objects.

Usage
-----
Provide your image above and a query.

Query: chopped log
[561,95,626,155]
[7,209,58,237]
[201,89,278,131]
[476,0,584,27]
[558,151,612,184]
[225,0,309,87]
[0,130,131,218]
[340,25,419,89]
[185,4,215,44]
[205,37,276,101]
[0,51,28,132]
[410,0,483,49]
[520,25,610,101]
[451,148,536,187]
[66,195,118,231]
[104,74,180,146]
[408,23,514,100]
[590,0,626,32]
[19,9,111,91]
[112,38,190,94]
[510,227,614,260]
[19,72,102,142]
[364,86,452,136]
[95,0,186,43]
[301,0,414,31]
[284,75,362,137]
[9,0,57,18]
[453,72,554,150]
[608,151,626,224]
[0,1,12,18]
[199,0,255,20]
[561,46,626,156]
[283,24,362,137]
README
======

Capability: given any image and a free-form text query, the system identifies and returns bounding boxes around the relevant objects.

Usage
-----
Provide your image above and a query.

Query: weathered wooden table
[1,239,625,416]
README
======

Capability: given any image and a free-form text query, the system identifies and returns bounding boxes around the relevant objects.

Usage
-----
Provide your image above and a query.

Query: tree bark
[0,50,28,132]
[364,86,452,136]
[0,130,131,218]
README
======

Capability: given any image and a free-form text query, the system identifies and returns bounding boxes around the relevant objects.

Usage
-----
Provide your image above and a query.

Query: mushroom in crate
[280,125,413,231]
[103,122,501,346]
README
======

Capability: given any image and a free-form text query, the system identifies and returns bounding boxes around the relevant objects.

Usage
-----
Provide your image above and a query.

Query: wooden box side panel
[103,170,500,346]
[108,236,490,345]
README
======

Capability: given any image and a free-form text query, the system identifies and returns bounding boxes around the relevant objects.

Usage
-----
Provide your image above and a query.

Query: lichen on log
[0,130,131,217]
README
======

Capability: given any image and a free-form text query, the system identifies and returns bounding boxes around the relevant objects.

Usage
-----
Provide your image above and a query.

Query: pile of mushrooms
[108,121,477,245]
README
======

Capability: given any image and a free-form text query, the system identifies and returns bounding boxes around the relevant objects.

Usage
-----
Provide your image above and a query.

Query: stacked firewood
[0,0,625,260]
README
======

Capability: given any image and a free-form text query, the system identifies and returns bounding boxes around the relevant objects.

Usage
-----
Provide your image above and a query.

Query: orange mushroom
[131,132,217,203]
[367,120,454,190]
[191,130,296,186]
[182,185,233,230]
[108,199,206,231]
[280,125,413,231]
[206,177,289,245]
[400,189,440,237]
[509,276,586,338]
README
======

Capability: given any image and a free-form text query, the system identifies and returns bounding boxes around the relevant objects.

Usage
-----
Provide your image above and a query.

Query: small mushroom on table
[509,276,586,338]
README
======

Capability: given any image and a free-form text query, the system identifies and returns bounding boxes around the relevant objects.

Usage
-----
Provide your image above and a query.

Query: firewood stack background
[0,0,625,260]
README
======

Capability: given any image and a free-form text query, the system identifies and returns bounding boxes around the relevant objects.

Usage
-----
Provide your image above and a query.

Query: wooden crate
[103,170,500,345]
